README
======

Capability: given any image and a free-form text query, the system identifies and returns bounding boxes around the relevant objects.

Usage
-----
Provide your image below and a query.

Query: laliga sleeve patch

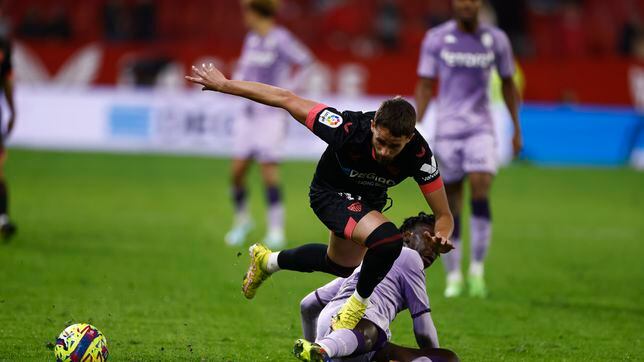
[318,110,343,128]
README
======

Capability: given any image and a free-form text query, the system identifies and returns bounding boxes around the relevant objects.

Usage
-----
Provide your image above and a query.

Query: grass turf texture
[0,149,642,361]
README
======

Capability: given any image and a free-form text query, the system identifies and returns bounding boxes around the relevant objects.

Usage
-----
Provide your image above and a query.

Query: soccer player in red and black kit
[0,37,16,240]
[186,64,453,330]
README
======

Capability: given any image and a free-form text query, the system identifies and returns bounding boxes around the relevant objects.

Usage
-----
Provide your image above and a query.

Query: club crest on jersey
[347,202,363,213]
[319,110,343,128]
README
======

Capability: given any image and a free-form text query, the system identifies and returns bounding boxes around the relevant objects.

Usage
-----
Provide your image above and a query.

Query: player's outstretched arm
[423,187,454,252]
[186,63,318,125]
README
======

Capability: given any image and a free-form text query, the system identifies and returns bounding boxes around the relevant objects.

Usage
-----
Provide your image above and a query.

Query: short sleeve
[411,135,443,194]
[417,30,440,79]
[279,30,314,67]
[305,104,363,149]
[494,30,515,78]
[400,250,431,318]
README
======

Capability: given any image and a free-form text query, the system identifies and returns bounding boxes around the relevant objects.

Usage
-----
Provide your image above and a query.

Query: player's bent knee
[365,222,403,254]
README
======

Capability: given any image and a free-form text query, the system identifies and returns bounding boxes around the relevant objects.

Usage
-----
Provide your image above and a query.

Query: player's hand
[512,131,523,157]
[185,63,228,92]
[423,231,454,254]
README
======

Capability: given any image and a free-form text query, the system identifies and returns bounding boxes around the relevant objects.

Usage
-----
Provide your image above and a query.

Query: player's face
[453,0,481,23]
[370,124,413,164]
[403,224,438,269]
[241,1,259,28]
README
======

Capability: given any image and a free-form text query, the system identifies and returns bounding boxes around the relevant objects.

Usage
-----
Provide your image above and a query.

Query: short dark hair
[400,212,436,233]
[373,97,417,137]
[246,0,278,18]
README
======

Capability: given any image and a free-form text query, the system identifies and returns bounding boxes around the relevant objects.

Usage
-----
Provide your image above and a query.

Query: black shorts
[309,186,387,240]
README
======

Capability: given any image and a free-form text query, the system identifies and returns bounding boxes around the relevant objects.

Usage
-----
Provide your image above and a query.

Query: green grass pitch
[0,149,642,361]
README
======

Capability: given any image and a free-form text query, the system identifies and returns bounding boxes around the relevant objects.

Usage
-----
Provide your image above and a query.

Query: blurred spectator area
[3,0,644,105]
[5,0,644,58]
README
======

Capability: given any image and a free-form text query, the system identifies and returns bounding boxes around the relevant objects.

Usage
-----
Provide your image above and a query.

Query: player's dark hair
[247,0,278,18]
[373,97,417,137]
[400,212,436,233]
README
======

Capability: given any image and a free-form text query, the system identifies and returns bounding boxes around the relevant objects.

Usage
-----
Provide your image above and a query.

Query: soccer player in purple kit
[415,0,522,298]
[186,62,454,330]
[225,0,314,248]
[295,213,460,362]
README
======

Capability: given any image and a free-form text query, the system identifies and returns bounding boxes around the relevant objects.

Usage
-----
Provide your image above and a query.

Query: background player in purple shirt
[414,0,523,298]
[186,61,454,330]
[295,213,459,362]
[225,0,314,248]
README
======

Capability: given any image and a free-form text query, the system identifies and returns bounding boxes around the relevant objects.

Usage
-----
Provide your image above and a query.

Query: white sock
[447,270,463,283]
[352,291,369,305]
[265,252,281,274]
[469,261,484,277]
[0,214,8,226]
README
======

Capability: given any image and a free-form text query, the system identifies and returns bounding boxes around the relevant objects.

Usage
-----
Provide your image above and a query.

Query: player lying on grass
[186,64,453,330]
[294,212,459,362]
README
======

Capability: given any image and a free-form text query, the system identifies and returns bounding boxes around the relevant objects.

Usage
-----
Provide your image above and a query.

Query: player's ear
[370,119,375,131]
[402,230,413,242]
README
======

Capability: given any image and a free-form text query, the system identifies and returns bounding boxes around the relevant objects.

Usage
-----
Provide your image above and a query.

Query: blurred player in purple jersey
[0,37,16,241]
[187,59,453,330]
[295,213,459,362]
[415,0,522,298]
[226,0,314,248]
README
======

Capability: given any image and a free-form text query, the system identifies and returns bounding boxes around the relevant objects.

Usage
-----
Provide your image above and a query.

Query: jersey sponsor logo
[348,169,396,186]
[420,156,439,178]
[347,202,363,213]
[243,50,278,67]
[319,110,343,128]
[440,49,494,68]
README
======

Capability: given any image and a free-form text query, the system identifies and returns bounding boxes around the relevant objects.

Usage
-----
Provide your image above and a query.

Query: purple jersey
[320,247,431,332]
[235,25,312,88]
[417,20,515,138]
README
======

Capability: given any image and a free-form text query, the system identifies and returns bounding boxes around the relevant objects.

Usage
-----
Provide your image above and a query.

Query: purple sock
[232,186,247,212]
[471,199,492,262]
[266,186,284,231]
[317,329,361,358]
[442,214,461,273]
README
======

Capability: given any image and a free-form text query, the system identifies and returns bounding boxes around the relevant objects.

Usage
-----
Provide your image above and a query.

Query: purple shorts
[434,132,498,183]
[233,106,288,162]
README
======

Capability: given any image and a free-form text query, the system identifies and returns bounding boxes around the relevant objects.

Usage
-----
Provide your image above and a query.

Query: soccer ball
[54,323,109,362]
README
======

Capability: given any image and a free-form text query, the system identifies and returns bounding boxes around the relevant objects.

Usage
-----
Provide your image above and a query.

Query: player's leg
[463,132,497,297]
[0,150,15,240]
[258,161,285,248]
[433,138,466,297]
[225,157,254,246]
[443,180,464,297]
[466,171,493,297]
[373,343,460,362]
[301,319,381,360]
[332,210,403,330]
[256,113,288,248]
